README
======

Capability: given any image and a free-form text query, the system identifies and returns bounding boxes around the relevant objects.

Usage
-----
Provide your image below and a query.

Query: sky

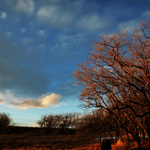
[0,0,150,127]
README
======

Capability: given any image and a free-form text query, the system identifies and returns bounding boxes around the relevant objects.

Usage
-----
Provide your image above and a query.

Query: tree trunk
[126,132,130,142]
[137,140,142,150]
[135,136,142,150]
[142,130,145,140]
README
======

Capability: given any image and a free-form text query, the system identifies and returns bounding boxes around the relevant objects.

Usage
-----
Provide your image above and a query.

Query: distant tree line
[0,113,11,134]
[0,109,149,147]
[0,111,130,137]
[37,113,80,135]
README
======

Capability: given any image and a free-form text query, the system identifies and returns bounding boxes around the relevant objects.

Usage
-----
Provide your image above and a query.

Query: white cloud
[5,32,11,37]
[77,15,107,31]
[37,5,106,31]
[61,42,68,47]
[0,12,7,19]
[17,122,39,127]
[36,44,45,49]
[37,30,45,36]
[52,99,77,108]
[0,90,19,104]
[36,2,110,31]
[142,11,150,17]
[10,93,62,110]
[21,28,26,33]
[118,20,139,32]
[30,122,39,127]
[16,0,34,14]
[21,37,33,45]
[37,5,73,27]
[59,33,87,44]
[0,90,20,108]
[0,90,61,110]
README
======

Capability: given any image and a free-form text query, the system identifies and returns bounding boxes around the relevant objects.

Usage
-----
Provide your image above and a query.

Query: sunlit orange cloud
[10,93,62,110]
[0,99,4,104]
[20,122,39,127]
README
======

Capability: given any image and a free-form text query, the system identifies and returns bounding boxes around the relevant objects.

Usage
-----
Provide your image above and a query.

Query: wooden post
[101,139,111,150]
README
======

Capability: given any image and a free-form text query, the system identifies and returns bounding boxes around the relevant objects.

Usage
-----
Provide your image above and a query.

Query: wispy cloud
[37,30,45,36]
[0,99,4,104]
[0,32,49,97]
[0,11,7,19]
[21,37,33,45]
[118,19,139,32]
[16,0,34,14]
[37,5,73,27]
[77,14,108,31]
[16,122,39,127]
[59,33,87,44]
[0,90,19,105]
[142,11,150,17]
[36,3,111,32]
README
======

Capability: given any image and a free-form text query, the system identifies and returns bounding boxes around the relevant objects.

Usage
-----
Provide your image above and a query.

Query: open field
[0,134,99,149]
[0,134,149,150]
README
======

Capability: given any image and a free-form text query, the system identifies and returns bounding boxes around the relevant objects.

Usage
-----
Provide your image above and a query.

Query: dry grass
[0,134,149,150]
[0,134,100,150]
[111,140,149,150]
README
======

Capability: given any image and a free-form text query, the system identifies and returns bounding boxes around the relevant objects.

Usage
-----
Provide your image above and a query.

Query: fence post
[101,139,111,150]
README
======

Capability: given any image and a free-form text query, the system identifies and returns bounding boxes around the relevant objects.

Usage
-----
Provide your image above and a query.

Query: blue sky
[0,0,150,127]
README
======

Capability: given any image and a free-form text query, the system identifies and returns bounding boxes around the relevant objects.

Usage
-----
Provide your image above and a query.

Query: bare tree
[38,113,80,135]
[58,113,80,134]
[73,18,150,149]
[0,113,12,134]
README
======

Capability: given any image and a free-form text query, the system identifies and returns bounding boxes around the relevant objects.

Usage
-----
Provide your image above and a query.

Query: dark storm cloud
[0,32,49,97]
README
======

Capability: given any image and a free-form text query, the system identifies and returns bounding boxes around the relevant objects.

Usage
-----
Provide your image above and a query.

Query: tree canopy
[0,113,12,134]
[73,18,150,149]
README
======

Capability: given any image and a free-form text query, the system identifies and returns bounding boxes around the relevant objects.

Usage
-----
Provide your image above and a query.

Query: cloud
[0,11,7,19]
[10,93,62,110]
[37,5,73,27]
[21,28,26,33]
[0,32,49,97]
[5,32,11,37]
[37,30,45,36]
[142,11,150,17]
[17,122,39,127]
[77,14,107,31]
[0,90,20,106]
[21,37,33,45]
[29,122,39,127]
[59,33,87,44]
[118,19,139,32]
[36,4,110,31]
[36,1,112,31]
[16,0,34,14]
[30,122,39,127]
[0,99,4,104]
